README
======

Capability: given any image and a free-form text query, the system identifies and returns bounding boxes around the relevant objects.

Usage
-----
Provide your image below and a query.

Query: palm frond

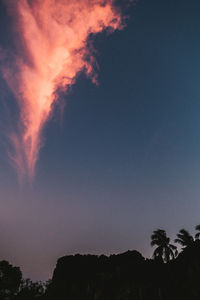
[174,249,178,257]
[195,224,200,231]
[195,232,200,239]
[179,229,190,236]
[151,240,159,246]
[175,228,194,247]
[174,238,185,246]
[169,244,177,250]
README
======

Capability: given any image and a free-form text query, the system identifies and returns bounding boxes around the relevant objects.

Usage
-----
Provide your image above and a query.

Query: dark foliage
[44,240,200,300]
[151,229,177,262]
[2,228,200,300]
[14,279,46,300]
[0,260,22,300]
[174,229,194,248]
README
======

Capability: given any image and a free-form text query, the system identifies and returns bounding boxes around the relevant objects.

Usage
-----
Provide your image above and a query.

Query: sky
[1,0,200,281]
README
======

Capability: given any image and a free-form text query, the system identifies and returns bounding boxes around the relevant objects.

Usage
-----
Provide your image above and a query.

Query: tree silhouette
[3,227,200,299]
[174,229,194,248]
[15,278,46,300]
[151,229,177,263]
[195,225,200,239]
[0,260,22,300]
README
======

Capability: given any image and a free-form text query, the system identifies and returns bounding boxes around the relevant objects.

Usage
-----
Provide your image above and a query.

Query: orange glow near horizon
[2,0,122,180]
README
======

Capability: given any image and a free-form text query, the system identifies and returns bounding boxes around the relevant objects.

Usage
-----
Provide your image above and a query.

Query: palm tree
[195,225,200,239]
[174,229,194,248]
[151,229,178,263]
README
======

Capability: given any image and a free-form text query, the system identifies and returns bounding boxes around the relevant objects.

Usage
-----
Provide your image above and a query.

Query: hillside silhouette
[1,227,200,300]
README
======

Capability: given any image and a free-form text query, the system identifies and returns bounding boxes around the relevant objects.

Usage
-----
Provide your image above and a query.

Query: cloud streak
[1,0,122,181]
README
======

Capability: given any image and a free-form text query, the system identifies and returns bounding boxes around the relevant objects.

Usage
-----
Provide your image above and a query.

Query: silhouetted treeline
[2,226,200,300]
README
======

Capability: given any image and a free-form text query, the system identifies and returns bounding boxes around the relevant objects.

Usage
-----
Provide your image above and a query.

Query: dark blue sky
[1,0,200,280]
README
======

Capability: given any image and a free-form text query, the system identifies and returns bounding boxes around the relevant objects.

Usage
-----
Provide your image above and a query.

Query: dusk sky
[1,0,200,281]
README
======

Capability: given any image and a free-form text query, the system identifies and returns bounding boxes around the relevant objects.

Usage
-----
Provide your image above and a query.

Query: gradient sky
[1,0,200,281]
